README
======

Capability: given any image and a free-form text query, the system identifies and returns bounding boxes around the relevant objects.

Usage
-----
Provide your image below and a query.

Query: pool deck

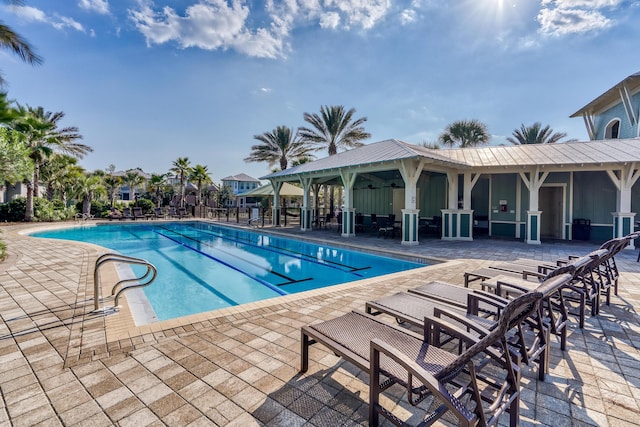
[0,220,639,426]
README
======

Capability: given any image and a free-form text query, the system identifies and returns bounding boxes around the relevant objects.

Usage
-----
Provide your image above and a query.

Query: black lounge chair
[301,291,544,427]
[132,207,145,220]
[122,207,134,220]
[153,207,165,219]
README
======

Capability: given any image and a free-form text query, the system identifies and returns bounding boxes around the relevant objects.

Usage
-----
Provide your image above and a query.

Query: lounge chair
[169,207,180,219]
[178,207,190,219]
[153,207,165,219]
[132,207,145,220]
[108,208,123,221]
[122,207,134,220]
[301,291,544,426]
[366,272,573,381]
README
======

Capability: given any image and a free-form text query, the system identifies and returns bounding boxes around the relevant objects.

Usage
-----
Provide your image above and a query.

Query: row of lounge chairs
[108,206,191,220]
[300,232,638,426]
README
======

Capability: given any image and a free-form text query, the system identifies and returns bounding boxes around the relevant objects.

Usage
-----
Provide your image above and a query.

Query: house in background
[221,174,261,207]
[571,71,640,140]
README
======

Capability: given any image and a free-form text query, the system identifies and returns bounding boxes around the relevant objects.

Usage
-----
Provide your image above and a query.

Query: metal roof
[263,138,640,180]
[436,138,640,168]
[262,139,468,179]
[570,71,640,118]
[221,173,261,182]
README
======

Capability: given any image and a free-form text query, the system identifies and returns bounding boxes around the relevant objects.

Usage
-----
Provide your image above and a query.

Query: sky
[2,0,640,183]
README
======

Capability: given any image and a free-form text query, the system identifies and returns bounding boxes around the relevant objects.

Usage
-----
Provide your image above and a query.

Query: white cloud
[129,0,288,59]
[537,4,612,35]
[79,0,110,15]
[324,0,391,30]
[9,5,85,32]
[319,11,340,29]
[400,8,417,25]
[541,0,623,7]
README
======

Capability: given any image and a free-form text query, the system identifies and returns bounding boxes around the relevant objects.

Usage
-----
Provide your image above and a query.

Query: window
[605,119,620,139]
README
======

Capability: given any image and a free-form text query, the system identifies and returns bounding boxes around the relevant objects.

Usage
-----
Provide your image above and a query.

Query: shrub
[134,198,155,215]
[0,197,76,222]
[0,230,5,261]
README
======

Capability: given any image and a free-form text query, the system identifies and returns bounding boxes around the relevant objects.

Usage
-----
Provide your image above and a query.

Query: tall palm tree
[299,105,371,155]
[506,122,573,145]
[439,119,491,148]
[73,173,104,216]
[147,173,168,208]
[11,105,91,221]
[189,164,211,206]
[245,125,314,171]
[39,153,79,201]
[170,157,191,208]
[123,169,145,203]
[0,1,43,85]
[299,105,371,212]
[103,174,122,207]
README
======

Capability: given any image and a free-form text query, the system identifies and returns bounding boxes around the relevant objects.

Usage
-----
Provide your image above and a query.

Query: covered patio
[263,138,640,246]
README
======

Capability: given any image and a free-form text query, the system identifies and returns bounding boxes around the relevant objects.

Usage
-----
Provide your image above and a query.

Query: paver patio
[0,221,639,426]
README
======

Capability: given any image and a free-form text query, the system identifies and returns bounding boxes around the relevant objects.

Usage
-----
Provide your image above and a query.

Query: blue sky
[2,0,640,183]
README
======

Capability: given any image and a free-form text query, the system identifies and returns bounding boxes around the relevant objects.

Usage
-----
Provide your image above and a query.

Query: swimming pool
[32,221,426,322]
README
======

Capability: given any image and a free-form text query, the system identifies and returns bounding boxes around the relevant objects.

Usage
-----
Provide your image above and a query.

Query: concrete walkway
[0,221,639,426]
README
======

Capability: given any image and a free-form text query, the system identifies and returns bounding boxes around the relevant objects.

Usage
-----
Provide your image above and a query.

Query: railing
[93,253,157,311]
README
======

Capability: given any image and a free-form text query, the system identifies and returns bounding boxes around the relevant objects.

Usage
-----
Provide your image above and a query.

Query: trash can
[572,218,591,240]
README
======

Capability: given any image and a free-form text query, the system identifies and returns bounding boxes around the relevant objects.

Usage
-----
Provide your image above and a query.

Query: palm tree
[123,169,145,203]
[189,165,211,206]
[299,105,371,212]
[299,105,371,155]
[506,122,574,145]
[73,173,104,216]
[170,157,191,208]
[11,105,91,221]
[147,173,168,207]
[103,174,122,207]
[245,126,314,171]
[0,1,43,85]
[439,119,491,148]
[39,153,79,202]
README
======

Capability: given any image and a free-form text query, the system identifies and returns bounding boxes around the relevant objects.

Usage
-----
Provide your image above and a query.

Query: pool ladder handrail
[93,253,157,311]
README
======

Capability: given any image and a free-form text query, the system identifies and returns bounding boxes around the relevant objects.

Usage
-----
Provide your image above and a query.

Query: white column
[299,177,314,231]
[398,159,425,245]
[339,171,358,236]
[270,180,283,227]
[607,164,640,247]
[519,168,549,245]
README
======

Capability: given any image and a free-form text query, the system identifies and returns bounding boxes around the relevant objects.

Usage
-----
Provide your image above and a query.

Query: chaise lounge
[301,291,544,426]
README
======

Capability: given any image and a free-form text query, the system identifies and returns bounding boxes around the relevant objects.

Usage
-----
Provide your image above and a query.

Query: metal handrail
[93,253,157,311]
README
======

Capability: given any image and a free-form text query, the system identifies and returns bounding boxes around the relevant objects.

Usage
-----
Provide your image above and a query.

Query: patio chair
[178,207,190,219]
[153,207,165,219]
[301,291,544,427]
[132,207,145,220]
[377,215,395,238]
[122,207,134,220]
[355,213,365,232]
[169,207,180,219]
[367,272,573,381]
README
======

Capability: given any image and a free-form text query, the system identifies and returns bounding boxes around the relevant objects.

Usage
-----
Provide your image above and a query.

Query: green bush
[0,230,5,261]
[134,198,155,215]
[0,197,76,222]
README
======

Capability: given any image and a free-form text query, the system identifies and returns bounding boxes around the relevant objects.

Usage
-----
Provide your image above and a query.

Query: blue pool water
[32,221,426,321]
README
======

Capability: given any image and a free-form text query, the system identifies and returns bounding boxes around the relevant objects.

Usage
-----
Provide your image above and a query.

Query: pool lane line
[172,223,371,275]
[153,230,288,296]
[154,227,310,286]
[114,227,243,306]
